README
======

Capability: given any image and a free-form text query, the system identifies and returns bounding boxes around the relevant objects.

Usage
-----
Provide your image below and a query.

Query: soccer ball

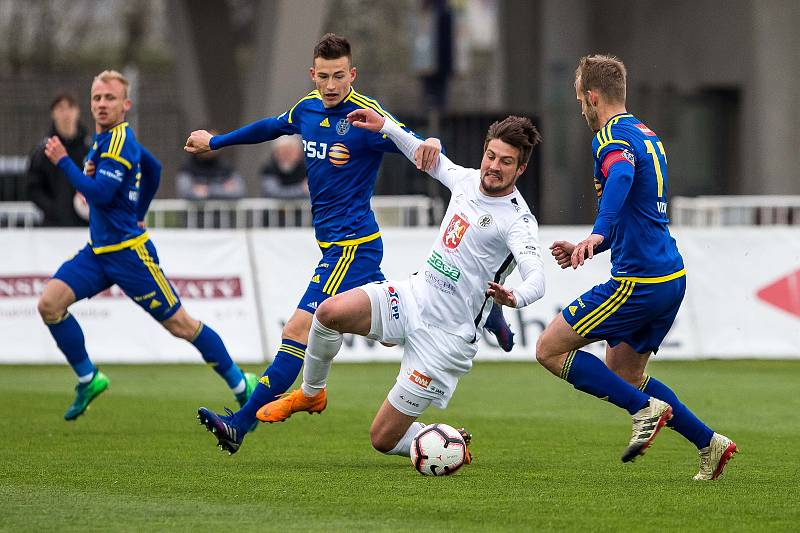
[410,423,467,476]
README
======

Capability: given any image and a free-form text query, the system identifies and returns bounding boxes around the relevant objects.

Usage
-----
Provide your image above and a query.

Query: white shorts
[361,279,478,411]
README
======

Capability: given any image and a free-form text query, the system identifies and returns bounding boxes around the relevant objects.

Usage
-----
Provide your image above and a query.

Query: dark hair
[50,91,79,110]
[313,33,352,63]
[483,116,542,168]
[575,54,627,103]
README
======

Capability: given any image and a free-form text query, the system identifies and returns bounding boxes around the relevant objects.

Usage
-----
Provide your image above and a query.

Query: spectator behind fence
[260,134,307,199]
[27,91,90,226]
[176,131,245,200]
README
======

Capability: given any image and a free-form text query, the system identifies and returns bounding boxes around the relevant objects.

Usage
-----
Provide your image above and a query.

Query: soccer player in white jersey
[257,108,545,462]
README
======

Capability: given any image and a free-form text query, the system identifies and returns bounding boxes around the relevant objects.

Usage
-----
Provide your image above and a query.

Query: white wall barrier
[2,227,799,363]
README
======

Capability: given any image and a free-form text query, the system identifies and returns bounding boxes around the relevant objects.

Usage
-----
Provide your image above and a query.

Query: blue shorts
[54,240,181,322]
[297,236,385,313]
[562,273,686,354]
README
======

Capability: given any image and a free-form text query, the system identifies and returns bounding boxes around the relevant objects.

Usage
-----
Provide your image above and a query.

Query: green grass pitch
[2,360,798,532]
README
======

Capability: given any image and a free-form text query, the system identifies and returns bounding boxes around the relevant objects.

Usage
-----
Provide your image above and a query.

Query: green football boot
[235,372,259,408]
[64,370,110,421]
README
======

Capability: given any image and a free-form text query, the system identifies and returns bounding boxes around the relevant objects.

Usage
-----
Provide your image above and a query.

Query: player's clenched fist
[550,240,575,269]
[185,129,213,154]
[347,108,384,132]
[44,136,68,165]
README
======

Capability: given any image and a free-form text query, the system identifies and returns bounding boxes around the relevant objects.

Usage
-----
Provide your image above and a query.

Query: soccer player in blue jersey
[192,33,513,452]
[39,70,257,421]
[535,55,737,480]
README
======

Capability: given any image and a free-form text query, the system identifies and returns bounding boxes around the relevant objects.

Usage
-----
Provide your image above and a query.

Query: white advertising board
[0,230,263,363]
[3,227,799,363]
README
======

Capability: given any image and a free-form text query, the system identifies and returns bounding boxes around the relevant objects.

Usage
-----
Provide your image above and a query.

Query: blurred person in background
[176,129,245,200]
[260,134,307,199]
[27,92,90,226]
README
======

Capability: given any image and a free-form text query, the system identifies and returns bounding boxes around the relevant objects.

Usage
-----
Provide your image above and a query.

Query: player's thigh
[370,397,421,452]
[614,276,686,356]
[537,312,592,360]
[315,287,373,335]
[296,238,384,316]
[50,244,112,305]
[104,240,182,322]
[360,279,414,345]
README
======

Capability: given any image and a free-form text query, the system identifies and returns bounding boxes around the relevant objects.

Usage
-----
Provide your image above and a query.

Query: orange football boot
[256,388,327,422]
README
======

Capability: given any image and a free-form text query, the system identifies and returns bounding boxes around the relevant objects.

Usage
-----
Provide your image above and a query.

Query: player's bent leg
[607,343,720,467]
[314,288,373,335]
[163,307,250,404]
[37,279,76,323]
[537,314,671,461]
[40,279,110,420]
[535,312,592,376]
[371,397,424,455]
[229,309,313,432]
[604,342,650,387]
[256,289,375,423]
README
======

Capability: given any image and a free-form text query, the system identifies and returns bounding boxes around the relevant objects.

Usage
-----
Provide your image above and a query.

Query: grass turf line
[1,360,798,532]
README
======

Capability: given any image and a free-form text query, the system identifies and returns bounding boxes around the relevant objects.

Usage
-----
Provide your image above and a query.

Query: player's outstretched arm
[349,108,465,189]
[570,234,604,269]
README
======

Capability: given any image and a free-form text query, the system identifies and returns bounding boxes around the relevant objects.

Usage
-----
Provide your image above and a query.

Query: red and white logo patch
[442,214,469,249]
[409,370,432,389]
[635,123,657,136]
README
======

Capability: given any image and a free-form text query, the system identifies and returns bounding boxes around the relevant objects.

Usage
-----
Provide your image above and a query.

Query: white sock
[231,378,246,394]
[77,372,94,384]
[301,316,343,396]
[386,422,426,457]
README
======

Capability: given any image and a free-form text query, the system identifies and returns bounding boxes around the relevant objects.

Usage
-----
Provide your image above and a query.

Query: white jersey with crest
[380,120,546,342]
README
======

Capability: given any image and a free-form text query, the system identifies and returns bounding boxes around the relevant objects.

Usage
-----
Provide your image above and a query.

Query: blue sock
[47,312,95,379]
[232,339,305,430]
[561,350,649,415]
[191,323,244,389]
[640,375,713,449]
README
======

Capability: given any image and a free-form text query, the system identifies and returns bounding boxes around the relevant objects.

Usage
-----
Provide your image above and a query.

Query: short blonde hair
[93,70,129,98]
[575,55,626,104]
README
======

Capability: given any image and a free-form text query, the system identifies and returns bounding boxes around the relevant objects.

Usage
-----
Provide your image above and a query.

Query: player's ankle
[301,383,324,397]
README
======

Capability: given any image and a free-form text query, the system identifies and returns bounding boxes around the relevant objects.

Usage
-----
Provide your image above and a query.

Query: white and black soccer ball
[410,423,466,476]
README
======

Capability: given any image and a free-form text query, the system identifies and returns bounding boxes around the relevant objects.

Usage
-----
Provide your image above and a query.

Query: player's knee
[314,299,341,331]
[535,334,551,364]
[37,296,65,323]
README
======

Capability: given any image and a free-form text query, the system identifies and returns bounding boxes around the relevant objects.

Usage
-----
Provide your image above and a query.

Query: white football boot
[693,433,738,481]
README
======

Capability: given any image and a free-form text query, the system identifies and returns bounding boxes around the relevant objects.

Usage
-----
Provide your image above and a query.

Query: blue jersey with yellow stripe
[85,122,144,251]
[211,87,412,244]
[591,113,684,280]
